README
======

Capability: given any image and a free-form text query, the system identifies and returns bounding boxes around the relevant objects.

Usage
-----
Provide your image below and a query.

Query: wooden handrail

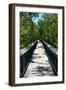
[41,40,58,76]
[20,41,38,77]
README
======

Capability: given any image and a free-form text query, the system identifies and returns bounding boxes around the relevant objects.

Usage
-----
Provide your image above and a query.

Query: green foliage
[38,13,58,48]
[20,12,58,49]
[20,12,39,49]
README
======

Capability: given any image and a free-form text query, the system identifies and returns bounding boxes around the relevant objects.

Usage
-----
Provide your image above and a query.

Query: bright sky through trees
[32,13,43,24]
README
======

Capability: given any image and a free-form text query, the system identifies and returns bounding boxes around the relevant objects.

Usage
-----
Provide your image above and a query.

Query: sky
[32,13,43,24]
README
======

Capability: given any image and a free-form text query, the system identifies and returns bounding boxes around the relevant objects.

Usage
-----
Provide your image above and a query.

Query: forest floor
[24,40,55,78]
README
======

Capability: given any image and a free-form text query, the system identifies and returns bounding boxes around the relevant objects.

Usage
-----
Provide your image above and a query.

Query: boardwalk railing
[41,40,58,76]
[20,41,37,77]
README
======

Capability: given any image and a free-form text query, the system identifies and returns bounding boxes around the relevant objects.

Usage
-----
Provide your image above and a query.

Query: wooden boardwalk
[24,40,55,78]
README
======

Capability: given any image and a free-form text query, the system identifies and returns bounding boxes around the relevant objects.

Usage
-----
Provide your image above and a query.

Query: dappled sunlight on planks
[24,40,55,78]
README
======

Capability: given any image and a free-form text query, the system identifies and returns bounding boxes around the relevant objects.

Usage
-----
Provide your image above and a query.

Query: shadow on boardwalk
[24,40,55,78]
